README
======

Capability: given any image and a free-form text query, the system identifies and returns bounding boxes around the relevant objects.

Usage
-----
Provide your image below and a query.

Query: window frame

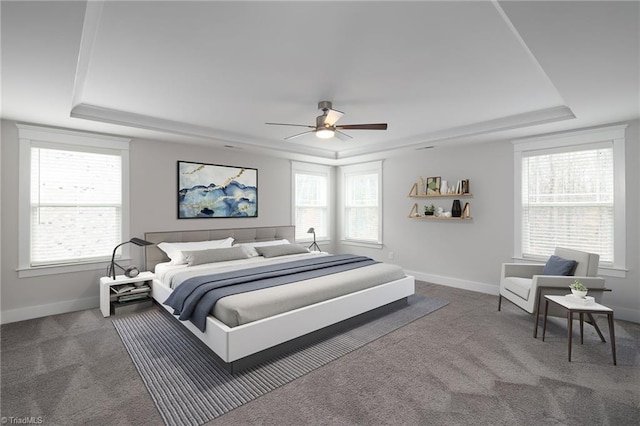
[512,124,627,277]
[339,160,383,248]
[291,161,332,243]
[17,123,131,277]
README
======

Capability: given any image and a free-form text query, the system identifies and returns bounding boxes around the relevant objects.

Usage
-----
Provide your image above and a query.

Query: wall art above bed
[177,161,258,218]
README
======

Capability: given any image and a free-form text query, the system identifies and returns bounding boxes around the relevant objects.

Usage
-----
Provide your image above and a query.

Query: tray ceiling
[2,1,638,162]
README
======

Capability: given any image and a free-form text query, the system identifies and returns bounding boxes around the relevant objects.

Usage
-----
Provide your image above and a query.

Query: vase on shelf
[451,199,462,217]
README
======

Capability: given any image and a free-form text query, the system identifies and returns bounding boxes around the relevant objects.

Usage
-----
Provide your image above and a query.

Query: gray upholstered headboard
[143,226,295,272]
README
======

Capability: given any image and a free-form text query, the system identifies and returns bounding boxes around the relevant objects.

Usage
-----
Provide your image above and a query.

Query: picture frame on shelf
[461,179,470,194]
[426,176,441,195]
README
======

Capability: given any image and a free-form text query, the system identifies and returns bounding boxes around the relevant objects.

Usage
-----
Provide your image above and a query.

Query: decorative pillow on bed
[182,246,249,266]
[542,255,577,276]
[234,239,290,257]
[157,237,235,265]
[255,244,309,258]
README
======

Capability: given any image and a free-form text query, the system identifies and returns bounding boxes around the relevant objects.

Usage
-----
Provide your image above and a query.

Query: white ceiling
[2,1,638,163]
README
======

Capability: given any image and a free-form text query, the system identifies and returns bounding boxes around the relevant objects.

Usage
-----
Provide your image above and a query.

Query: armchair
[498,247,608,337]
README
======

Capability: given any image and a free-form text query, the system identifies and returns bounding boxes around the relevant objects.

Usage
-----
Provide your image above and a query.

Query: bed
[144,226,415,372]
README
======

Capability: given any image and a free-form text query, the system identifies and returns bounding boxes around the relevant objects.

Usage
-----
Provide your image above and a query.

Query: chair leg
[498,295,502,311]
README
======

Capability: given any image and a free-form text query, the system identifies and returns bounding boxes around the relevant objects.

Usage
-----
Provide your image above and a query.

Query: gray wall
[0,120,292,322]
[337,122,640,322]
[2,118,638,323]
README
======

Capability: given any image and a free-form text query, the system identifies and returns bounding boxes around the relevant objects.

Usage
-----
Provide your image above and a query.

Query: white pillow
[234,239,290,257]
[182,246,249,266]
[157,237,234,265]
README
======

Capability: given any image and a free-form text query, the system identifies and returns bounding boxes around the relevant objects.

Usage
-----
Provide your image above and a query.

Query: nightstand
[100,271,155,317]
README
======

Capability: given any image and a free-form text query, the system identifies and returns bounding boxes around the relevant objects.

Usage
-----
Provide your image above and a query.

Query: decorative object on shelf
[440,180,448,194]
[569,279,588,298]
[307,227,321,252]
[424,204,435,216]
[426,176,441,195]
[461,179,470,194]
[462,202,471,218]
[418,177,426,195]
[451,199,462,218]
[108,238,154,280]
[178,160,258,219]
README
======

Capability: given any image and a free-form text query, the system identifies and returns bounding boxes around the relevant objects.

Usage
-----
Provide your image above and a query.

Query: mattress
[155,253,406,327]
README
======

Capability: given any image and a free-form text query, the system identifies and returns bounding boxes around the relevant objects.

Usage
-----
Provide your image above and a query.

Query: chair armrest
[531,275,606,289]
[501,263,544,279]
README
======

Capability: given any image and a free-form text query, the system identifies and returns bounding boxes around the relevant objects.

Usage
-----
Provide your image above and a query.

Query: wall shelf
[408,215,473,220]
[408,178,473,220]
[408,193,473,198]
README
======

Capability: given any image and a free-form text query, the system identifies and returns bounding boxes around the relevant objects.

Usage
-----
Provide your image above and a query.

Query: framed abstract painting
[177,161,258,218]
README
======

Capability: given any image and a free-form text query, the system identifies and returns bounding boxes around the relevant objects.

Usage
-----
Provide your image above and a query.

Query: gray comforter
[164,254,379,331]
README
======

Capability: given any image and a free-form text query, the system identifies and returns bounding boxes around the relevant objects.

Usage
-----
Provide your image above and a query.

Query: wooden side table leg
[587,313,606,342]
[608,313,617,366]
[567,311,573,362]
[580,312,584,345]
[542,300,550,342]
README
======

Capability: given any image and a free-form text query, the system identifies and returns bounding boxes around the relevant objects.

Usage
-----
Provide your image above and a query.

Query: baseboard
[406,269,639,323]
[607,305,640,324]
[405,269,499,296]
[0,296,99,325]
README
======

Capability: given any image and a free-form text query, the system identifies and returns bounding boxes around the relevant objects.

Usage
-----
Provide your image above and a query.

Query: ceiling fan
[266,101,387,140]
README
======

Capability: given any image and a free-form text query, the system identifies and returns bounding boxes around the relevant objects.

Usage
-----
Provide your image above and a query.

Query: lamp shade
[129,237,154,246]
[315,128,335,139]
[109,237,154,279]
[307,227,315,234]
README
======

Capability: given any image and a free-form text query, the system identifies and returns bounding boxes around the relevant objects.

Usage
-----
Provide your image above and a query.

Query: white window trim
[291,161,333,243]
[17,123,131,278]
[512,124,627,277]
[339,160,383,248]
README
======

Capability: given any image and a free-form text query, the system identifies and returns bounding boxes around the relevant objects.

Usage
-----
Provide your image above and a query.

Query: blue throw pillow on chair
[543,255,577,276]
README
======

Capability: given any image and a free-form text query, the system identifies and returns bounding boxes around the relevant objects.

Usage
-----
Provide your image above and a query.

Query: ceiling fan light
[316,128,335,139]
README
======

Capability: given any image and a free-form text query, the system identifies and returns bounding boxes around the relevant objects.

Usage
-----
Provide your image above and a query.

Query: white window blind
[342,162,382,244]
[18,124,130,275]
[30,146,123,266]
[294,172,329,241]
[292,163,331,242]
[521,145,614,264]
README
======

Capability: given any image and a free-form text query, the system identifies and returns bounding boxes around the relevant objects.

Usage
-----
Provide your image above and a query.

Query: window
[340,161,382,246]
[18,124,130,276]
[513,125,626,274]
[292,162,331,242]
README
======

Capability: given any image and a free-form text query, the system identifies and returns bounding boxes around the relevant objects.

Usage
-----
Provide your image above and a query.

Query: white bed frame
[144,226,415,371]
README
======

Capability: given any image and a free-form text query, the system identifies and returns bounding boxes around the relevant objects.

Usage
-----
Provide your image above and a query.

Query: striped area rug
[112,295,448,426]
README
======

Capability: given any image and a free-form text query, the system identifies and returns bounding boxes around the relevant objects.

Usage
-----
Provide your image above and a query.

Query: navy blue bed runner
[164,254,379,331]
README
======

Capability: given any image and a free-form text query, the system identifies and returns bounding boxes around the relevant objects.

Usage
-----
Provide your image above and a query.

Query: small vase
[451,199,462,217]
[571,289,588,298]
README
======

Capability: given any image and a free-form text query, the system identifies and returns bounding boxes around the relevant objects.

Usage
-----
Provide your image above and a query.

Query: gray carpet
[112,295,448,426]
[3,282,639,425]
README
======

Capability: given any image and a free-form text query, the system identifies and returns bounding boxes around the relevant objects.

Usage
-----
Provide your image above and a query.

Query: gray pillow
[182,246,249,266]
[542,255,577,276]
[255,244,310,258]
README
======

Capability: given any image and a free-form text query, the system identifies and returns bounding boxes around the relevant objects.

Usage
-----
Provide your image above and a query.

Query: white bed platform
[144,226,415,372]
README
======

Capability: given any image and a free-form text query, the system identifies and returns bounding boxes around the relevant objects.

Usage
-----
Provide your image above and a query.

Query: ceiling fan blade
[284,130,315,140]
[336,123,388,130]
[334,130,353,141]
[324,109,344,126]
[266,122,315,129]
